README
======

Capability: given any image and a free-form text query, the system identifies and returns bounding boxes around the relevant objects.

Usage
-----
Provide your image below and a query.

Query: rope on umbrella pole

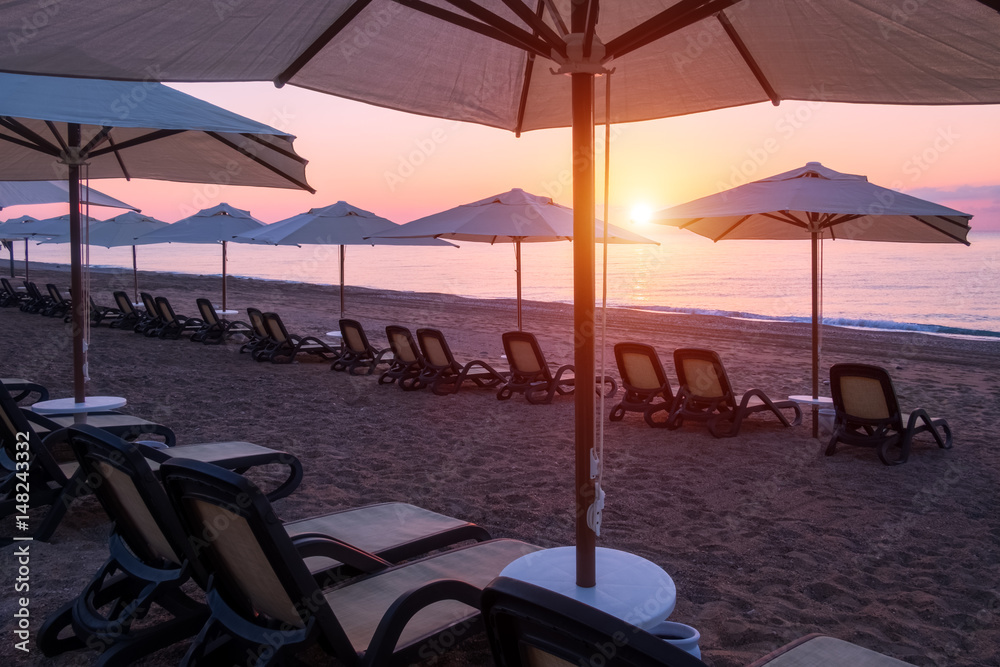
[588,69,613,538]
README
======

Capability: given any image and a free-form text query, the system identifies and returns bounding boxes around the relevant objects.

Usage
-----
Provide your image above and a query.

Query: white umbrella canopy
[0,73,312,405]
[232,201,456,317]
[372,188,658,329]
[654,161,973,434]
[39,211,171,302]
[2,2,1000,131]
[0,181,137,210]
[132,203,266,310]
[7,0,1000,587]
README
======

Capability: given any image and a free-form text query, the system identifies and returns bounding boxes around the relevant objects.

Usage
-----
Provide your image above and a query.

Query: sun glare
[630,203,654,225]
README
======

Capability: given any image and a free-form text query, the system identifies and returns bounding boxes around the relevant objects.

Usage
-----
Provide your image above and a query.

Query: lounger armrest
[292,533,391,573]
[364,578,484,666]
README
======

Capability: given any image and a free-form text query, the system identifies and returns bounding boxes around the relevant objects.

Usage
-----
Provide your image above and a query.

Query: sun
[629,203,654,225]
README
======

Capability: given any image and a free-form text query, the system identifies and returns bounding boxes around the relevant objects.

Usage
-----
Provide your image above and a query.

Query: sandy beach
[2,263,999,667]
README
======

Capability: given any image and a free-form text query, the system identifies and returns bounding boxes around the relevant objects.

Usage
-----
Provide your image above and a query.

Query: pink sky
[12,81,1000,231]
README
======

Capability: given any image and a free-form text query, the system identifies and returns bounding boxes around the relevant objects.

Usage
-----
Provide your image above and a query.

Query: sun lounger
[498,331,616,404]
[662,348,801,437]
[240,306,275,358]
[1,377,49,404]
[379,325,427,389]
[0,382,302,541]
[826,363,952,465]
[483,576,914,667]
[38,425,493,666]
[416,327,507,395]
[160,456,541,666]
[21,280,51,313]
[0,277,29,307]
[44,283,72,318]
[331,318,391,374]
[133,291,162,334]
[89,294,123,326]
[150,296,204,339]
[260,311,339,363]
[190,297,253,344]
[109,290,143,329]
[610,342,676,423]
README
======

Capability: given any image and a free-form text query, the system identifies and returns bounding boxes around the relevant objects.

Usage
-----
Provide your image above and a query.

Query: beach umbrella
[131,203,265,311]
[0,180,137,279]
[232,201,456,318]
[5,0,1000,590]
[0,74,312,405]
[654,161,972,434]
[3,213,101,281]
[371,188,657,330]
[0,214,35,278]
[38,211,170,303]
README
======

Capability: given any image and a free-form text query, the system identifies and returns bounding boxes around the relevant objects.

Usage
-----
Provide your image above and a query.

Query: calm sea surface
[19,227,1000,338]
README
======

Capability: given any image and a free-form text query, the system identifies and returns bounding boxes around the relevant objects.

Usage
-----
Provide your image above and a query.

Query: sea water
[15,227,1000,338]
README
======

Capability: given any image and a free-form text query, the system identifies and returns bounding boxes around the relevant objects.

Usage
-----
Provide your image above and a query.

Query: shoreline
[8,259,1000,342]
[2,266,999,666]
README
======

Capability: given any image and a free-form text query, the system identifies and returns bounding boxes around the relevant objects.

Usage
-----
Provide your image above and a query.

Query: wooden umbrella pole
[132,245,139,304]
[572,65,597,588]
[340,244,345,318]
[811,230,820,438]
[24,241,29,281]
[68,123,86,404]
[515,239,522,331]
[222,240,228,311]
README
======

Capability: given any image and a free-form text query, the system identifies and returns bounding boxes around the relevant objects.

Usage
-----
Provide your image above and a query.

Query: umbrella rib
[541,0,570,35]
[274,0,375,87]
[605,0,742,60]
[514,0,546,137]
[498,0,567,56]
[239,133,309,164]
[0,116,61,155]
[713,214,753,241]
[761,210,809,228]
[975,0,1000,12]
[911,216,972,245]
[717,10,780,105]
[582,0,598,57]
[435,0,560,57]
[0,129,60,156]
[394,0,550,57]
[205,131,316,193]
[106,135,133,180]
[44,120,70,154]
[89,129,186,157]
[80,126,113,155]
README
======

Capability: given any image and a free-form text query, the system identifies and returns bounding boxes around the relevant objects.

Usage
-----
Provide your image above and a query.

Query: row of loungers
[2,392,919,666]
[6,285,952,464]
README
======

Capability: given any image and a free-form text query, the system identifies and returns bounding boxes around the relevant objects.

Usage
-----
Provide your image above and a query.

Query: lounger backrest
[155,296,176,323]
[113,291,135,315]
[46,283,62,303]
[416,328,456,370]
[196,298,219,326]
[830,363,900,423]
[673,348,733,404]
[246,307,269,339]
[263,312,290,344]
[482,577,707,667]
[502,332,551,379]
[386,326,421,364]
[161,459,350,649]
[615,342,669,393]
[1,277,13,295]
[140,292,158,316]
[67,426,185,567]
[0,382,65,486]
[340,319,370,355]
